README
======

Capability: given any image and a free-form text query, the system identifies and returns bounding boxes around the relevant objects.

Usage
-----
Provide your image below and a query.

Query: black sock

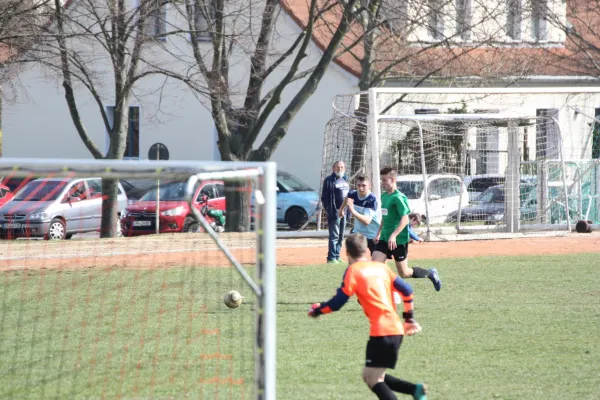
[411,267,429,278]
[371,382,398,400]
[384,374,416,395]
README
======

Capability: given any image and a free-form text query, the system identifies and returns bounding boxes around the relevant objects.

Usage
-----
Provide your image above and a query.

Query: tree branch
[53,0,103,159]
[251,0,360,161]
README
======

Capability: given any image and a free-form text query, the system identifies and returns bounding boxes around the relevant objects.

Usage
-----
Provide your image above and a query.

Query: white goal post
[320,87,600,241]
[0,158,277,400]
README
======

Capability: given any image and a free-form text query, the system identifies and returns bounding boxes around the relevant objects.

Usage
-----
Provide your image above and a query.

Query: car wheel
[45,219,66,240]
[183,217,201,233]
[286,207,308,230]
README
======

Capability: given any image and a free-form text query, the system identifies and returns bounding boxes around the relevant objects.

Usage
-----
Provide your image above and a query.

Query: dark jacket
[321,173,350,219]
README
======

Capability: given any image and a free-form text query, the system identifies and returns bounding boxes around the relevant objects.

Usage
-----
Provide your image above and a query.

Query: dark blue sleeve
[393,276,413,297]
[371,195,378,211]
[313,268,351,315]
[321,177,330,207]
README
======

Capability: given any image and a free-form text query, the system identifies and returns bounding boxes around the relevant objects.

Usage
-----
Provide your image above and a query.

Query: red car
[0,184,14,206]
[120,180,225,236]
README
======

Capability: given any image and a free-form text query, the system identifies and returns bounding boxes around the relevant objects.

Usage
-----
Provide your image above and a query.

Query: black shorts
[365,335,403,368]
[373,240,408,262]
[367,238,376,254]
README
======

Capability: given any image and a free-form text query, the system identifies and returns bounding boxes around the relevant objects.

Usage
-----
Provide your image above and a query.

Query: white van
[396,174,469,224]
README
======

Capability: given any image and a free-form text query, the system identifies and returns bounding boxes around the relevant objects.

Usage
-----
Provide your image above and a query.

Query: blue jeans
[327,215,346,261]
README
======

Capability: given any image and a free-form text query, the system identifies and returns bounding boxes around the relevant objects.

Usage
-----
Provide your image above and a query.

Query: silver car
[0,178,128,240]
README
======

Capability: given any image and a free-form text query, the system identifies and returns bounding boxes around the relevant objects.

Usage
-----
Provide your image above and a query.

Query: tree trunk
[224,180,251,232]
[100,178,120,238]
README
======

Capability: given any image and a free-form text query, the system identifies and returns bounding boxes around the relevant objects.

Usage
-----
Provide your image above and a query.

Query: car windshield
[13,180,68,201]
[397,181,423,199]
[140,182,187,201]
[476,187,505,203]
[278,172,312,192]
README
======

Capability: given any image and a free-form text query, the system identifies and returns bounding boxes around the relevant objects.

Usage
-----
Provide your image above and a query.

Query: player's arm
[309,268,354,317]
[392,275,422,335]
[408,225,423,242]
[350,205,373,226]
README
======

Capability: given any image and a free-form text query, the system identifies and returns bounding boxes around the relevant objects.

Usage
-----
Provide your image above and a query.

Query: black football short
[373,240,408,262]
[367,238,376,254]
[365,335,403,368]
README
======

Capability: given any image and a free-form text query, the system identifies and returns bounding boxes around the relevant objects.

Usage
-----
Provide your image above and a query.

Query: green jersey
[380,189,410,245]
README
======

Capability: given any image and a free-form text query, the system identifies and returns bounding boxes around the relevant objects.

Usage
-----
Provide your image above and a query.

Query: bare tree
[146,0,367,231]
[22,0,168,237]
[342,0,529,179]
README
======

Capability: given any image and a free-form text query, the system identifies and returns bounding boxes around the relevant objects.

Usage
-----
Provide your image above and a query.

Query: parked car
[0,178,128,240]
[0,184,14,206]
[396,174,469,224]
[446,183,536,223]
[463,174,538,202]
[275,171,320,229]
[119,179,164,202]
[120,180,225,236]
[1,175,41,193]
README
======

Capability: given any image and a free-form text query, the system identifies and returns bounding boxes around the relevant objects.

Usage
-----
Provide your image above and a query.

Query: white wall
[2,2,357,191]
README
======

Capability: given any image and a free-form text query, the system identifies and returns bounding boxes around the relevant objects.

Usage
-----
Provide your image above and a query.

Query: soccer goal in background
[0,158,276,399]
[321,87,600,241]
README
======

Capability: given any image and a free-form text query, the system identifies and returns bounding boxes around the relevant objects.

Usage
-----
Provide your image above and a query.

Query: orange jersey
[341,261,409,336]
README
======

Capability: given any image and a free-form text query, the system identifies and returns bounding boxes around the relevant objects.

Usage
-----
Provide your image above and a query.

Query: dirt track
[0,231,599,271]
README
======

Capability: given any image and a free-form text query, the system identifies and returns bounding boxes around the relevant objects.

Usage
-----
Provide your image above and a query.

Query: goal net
[0,158,276,399]
[322,88,600,240]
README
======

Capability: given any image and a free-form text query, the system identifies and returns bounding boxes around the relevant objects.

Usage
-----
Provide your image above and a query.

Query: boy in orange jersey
[308,233,428,400]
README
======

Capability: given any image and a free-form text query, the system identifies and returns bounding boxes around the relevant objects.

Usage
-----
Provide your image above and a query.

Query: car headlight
[161,206,184,216]
[121,210,129,218]
[29,212,48,220]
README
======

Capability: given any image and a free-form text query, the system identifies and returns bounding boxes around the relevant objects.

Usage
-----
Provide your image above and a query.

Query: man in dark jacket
[321,161,350,263]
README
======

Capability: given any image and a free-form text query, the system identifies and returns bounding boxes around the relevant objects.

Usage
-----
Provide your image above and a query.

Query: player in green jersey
[372,167,441,292]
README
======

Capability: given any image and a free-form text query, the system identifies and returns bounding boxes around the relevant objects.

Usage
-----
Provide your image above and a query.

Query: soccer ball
[223,290,243,308]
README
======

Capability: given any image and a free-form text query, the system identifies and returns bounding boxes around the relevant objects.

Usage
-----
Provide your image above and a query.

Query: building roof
[279,0,600,81]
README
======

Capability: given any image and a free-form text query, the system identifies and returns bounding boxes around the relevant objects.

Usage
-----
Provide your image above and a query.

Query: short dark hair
[345,233,368,259]
[380,166,397,179]
[409,213,422,225]
[355,174,369,183]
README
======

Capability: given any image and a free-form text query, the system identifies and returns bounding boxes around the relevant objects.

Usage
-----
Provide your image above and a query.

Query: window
[397,181,424,200]
[506,0,522,40]
[468,177,505,193]
[455,0,472,40]
[88,179,103,198]
[68,181,89,200]
[215,183,225,198]
[143,0,167,40]
[531,0,548,41]
[427,0,444,40]
[198,184,216,201]
[106,106,140,159]
[429,178,461,198]
[535,109,560,158]
[193,2,212,41]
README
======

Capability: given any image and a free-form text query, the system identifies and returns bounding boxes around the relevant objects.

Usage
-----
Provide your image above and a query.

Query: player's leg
[371,240,391,263]
[379,335,428,400]
[362,367,396,399]
[364,336,398,399]
[393,245,442,291]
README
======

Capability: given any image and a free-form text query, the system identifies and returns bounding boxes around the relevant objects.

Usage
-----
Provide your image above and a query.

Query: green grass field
[2,253,600,399]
